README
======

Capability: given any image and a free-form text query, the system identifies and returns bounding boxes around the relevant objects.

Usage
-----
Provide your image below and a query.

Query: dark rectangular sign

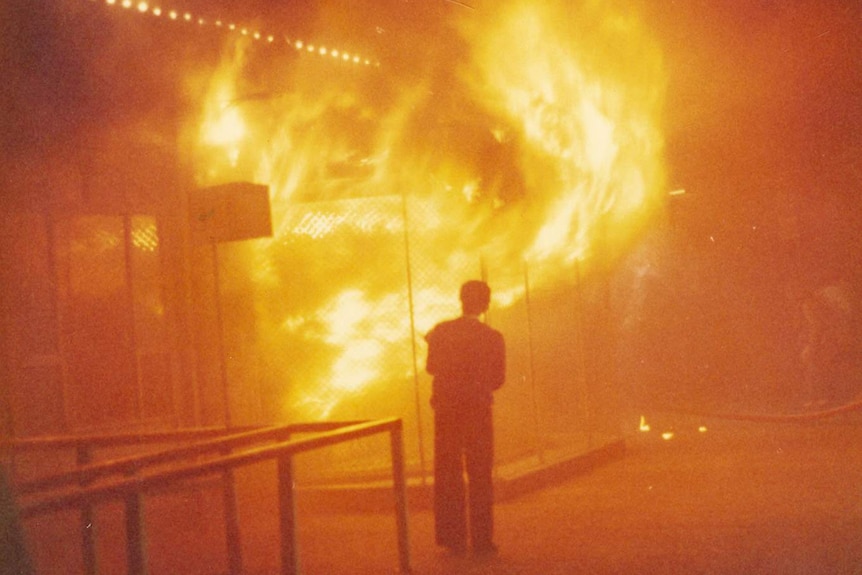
[189,183,272,244]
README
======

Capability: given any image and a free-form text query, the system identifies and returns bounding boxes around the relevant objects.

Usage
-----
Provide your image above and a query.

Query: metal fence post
[125,491,147,575]
[389,422,411,574]
[277,454,299,575]
[223,468,243,575]
[77,446,98,575]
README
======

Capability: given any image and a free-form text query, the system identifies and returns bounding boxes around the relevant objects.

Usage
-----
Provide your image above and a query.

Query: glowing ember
[190,0,666,419]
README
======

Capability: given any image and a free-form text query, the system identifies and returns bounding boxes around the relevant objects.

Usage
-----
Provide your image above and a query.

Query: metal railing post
[277,454,299,575]
[77,446,98,575]
[125,491,147,575]
[223,468,243,575]
[19,419,408,575]
[389,422,411,574]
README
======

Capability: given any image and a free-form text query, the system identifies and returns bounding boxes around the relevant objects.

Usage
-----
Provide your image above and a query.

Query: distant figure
[425,280,506,555]
[800,280,856,407]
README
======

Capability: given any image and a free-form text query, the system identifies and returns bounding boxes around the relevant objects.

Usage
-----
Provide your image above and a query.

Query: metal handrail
[19,418,411,575]
[2,425,264,453]
[14,421,364,495]
[5,426,261,575]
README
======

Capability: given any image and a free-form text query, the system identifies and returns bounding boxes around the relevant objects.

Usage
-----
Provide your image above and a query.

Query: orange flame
[190,0,666,419]
[457,1,665,273]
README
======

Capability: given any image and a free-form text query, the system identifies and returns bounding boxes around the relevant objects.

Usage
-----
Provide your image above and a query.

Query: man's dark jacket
[426,316,505,409]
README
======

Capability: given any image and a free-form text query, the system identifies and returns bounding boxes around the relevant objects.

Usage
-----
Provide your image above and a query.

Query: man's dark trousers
[433,405,494,550]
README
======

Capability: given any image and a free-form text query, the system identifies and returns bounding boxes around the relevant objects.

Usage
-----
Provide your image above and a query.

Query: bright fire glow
[319,290,411,390]
[203,105,245,147]
[190,0,666,419]
[448,1,665,284]
[639,415,651,432]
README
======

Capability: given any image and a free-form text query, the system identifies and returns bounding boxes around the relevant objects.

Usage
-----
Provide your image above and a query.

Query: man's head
[460,280,491,316]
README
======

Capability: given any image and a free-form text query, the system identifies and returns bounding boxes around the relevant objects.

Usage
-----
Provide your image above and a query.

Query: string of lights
[89,0,381,67]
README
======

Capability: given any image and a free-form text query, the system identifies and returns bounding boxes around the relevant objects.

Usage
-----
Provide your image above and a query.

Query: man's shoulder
[482,323,505,346]
[429,317,502,339]
[428,317,459,335]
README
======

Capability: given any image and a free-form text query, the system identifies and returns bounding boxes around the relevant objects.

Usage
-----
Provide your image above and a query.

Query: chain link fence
[216,193,625,483]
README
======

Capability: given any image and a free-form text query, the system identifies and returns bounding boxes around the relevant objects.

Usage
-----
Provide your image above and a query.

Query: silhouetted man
[426,280,506,555]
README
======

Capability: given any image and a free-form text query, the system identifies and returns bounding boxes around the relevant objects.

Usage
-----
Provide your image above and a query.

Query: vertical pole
[123,215,143,421]
[48,218,71,433]
[390,422,411,574]
[77,447,98,575]
[212,242,231,427]
[277,454,299,575]
[523,261,544,465]
[400,192,426,485]
[125,491,147,575]
[213,237,242,574]
[223,467,243,575]
[575,260,592,448]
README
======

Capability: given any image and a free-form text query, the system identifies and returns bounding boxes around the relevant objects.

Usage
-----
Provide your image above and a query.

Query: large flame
[189,0,665,419]
[458,2,665,269]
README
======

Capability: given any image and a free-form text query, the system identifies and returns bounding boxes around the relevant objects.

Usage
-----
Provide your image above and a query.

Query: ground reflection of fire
[189,0,666,421]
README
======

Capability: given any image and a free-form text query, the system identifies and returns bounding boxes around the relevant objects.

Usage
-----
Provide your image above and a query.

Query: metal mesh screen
[217,193,624,482]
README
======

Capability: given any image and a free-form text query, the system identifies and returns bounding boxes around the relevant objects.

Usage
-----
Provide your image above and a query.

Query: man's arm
[489,331,506,391]
[425,327,440,376]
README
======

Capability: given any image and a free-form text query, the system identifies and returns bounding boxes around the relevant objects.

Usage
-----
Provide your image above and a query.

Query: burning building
[0,0,664,480]
[2,0,859,483]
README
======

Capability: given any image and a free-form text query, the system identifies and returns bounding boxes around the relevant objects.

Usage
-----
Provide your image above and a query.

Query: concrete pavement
[293,411,862,574]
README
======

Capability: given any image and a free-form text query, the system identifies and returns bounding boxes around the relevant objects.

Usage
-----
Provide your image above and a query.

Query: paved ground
[293,411,862,575]
[18,409,862,574]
